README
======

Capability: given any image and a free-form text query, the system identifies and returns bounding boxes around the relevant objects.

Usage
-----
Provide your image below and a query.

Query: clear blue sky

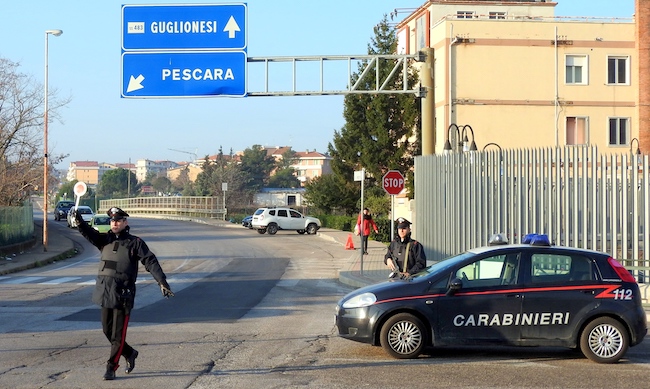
[0,0,635,171]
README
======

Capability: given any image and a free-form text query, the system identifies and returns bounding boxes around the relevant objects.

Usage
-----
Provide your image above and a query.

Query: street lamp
[43,29,62,251]
[461,124,477,152]
[630,137,641,156]
[443,123,461,153]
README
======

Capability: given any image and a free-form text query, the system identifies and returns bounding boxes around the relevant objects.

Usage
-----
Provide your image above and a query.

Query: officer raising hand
[75,207,173,380]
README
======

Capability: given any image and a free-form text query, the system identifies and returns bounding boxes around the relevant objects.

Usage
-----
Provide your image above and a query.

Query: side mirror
[446,277,463,296]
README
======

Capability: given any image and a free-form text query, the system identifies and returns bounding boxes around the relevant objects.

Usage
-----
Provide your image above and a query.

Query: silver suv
[251,207,321,235]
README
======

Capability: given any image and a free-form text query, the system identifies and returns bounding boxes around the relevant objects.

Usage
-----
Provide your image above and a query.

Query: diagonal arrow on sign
[127,74,145,92]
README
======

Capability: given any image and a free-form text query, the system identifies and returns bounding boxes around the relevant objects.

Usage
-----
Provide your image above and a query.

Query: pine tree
[328,15,420,195]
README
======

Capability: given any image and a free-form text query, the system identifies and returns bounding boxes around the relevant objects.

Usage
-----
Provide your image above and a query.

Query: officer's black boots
[125,349,138,374]
[103,365,116,380]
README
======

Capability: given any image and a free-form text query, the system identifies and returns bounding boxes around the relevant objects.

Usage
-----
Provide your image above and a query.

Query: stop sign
[382,170,405,195]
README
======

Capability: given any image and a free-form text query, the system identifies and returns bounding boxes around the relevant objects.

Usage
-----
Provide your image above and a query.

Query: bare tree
[0,57,69,206]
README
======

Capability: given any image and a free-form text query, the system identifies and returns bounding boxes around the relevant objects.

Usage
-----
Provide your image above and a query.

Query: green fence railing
[0,204,34,247]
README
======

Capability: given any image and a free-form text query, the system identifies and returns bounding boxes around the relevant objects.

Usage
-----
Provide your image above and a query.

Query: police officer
[384,217,426,278]
[75,207,174,380]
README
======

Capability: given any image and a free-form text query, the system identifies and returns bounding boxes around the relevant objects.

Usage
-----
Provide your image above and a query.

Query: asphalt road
[0,218,648,389]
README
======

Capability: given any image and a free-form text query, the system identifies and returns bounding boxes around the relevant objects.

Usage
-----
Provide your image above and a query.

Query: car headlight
[342,292,377,309]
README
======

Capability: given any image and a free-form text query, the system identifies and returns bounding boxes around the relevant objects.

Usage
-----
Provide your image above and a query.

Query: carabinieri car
[335,234,647,363]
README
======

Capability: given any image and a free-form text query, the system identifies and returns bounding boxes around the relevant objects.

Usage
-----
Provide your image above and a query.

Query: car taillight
[259,215,264,220]
[607,257,637,283]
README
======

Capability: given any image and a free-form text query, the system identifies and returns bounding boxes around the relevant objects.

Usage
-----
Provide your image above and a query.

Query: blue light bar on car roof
[529,234,551,246]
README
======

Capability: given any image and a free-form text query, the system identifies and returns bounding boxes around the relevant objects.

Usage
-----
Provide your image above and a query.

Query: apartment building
[67,161,135,186]
[397,0,637,153]
[264,146,333,184]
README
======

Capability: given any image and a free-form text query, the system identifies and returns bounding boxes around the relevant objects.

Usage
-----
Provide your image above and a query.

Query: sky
[0,0,636,171]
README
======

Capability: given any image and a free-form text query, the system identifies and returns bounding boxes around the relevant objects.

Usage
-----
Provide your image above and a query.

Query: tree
[0,57,69,205]
[152,176,172,194]
[268,148,301,188]
[304,173,358,215]
[239,145,276,191]
[194,150,255,208]
[97,168,137,198]
[327,15,420,196]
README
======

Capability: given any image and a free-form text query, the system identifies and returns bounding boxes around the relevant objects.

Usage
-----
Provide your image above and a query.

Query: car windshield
[93,216,110,225]
[254,209,265,215]
[78,208,92,215]
[411,251,477,279]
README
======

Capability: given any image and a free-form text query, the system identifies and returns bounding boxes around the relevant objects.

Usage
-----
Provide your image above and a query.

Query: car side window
[290,210,301,218]
[278,209,288,217]
[455,254,513,288]
[530,253,592,283]
[269,210,276,216]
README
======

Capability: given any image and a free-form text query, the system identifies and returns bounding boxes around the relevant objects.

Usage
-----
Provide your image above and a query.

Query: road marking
[39,277,82,285]
[1,276,45,284]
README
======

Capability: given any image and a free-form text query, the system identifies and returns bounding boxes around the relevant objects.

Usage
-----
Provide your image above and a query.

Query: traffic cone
[345,234,355,250]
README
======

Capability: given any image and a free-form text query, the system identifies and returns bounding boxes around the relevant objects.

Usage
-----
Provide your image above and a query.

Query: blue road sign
[122,4,247,51]
[121,51,247,98]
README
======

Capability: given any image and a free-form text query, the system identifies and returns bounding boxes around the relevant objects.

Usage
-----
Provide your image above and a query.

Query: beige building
[397,0,637,153]
[264,146,333,185]
[66,161,99,185]
[67,161,135,186]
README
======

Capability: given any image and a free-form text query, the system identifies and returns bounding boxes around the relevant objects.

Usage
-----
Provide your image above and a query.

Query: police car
[335,234,647,363]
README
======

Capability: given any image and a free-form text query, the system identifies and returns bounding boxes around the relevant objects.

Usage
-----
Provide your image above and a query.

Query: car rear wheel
[297,230,305,234]
[257,229,266,234]
[580,317,629,363]
[267,223,278,235]
[380,313,427,359]
[306,223,317,235]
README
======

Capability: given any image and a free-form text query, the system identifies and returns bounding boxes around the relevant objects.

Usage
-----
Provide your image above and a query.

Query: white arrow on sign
[127,74,145,92]
[224,16,240,38]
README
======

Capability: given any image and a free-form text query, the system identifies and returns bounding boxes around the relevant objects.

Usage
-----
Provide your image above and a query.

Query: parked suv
[251,207,321,235]
[54,200,74,221]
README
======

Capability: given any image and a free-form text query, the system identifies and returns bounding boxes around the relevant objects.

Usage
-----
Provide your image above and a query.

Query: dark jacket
[77,218,167,310]
[384,235,427,275]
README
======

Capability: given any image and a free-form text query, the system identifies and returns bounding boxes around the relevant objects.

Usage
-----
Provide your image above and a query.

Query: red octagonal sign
[382,170,405,195]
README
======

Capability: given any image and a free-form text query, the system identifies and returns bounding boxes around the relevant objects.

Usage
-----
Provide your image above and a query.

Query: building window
[489,12,506,19]
[566,55,588,84]
[566,117,588,145]
[457,11,475,19]
[607,56,629,85]
[608,117,629,146]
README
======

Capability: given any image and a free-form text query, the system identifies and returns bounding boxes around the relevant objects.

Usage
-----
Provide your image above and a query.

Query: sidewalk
[0,221,76,276]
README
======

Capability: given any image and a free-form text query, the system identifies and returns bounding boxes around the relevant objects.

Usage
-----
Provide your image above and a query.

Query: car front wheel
[380,313,427,359]
[580,317,629,363]
[306,223,318,235]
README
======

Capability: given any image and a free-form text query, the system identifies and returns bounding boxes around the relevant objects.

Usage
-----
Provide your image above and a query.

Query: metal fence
[415,146,649,281]
[100,196,225,220]
[0,204,34,247]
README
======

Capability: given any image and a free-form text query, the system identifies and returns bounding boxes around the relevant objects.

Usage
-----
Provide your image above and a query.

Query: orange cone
[345,234,355,250]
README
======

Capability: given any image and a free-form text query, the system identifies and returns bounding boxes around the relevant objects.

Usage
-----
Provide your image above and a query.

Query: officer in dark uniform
[75,207,174,380]
[383,217,426,278]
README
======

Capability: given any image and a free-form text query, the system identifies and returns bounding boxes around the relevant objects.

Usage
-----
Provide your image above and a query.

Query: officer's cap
[107,207,129,220]
[396,217,411,229]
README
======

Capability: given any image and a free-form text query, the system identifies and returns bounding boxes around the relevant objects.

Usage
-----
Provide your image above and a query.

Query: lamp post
[43,29,62,252]
[443,123,461,153]
[482,142,502,152]
[461,124,477,152]
[630,137,641,156]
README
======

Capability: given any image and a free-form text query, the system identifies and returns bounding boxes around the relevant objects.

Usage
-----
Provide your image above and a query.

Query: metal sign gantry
[246,53,426,97]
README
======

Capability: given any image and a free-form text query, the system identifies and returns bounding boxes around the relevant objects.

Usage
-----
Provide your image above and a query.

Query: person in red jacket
[356,208,379,255]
